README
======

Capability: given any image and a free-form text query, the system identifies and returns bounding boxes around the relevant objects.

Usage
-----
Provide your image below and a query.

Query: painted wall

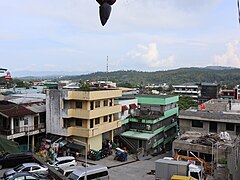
[88,134,102,150]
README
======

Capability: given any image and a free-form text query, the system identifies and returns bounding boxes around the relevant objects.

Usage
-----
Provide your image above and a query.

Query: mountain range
[15,66,240,85]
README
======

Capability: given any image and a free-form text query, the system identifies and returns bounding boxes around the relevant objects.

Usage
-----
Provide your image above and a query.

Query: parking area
[0,151,171,180]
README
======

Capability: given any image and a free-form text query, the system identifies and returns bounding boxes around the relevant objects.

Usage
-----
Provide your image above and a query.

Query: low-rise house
[0,100,46,151]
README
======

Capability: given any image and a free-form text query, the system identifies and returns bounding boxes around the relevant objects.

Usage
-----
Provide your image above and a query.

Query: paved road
[109,158,155,180]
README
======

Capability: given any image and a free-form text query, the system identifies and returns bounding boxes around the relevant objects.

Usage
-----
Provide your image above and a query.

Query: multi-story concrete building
[179,99,240,136]
[173,83,200,101]
[173,99,240,173]
[46,88,122,152]
[120,95,179,155]
[173,82,218,103]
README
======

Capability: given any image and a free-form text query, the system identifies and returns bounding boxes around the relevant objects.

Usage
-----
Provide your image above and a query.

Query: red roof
[129,103,137,109]
[122,105,128,111]
[0,104,35,118]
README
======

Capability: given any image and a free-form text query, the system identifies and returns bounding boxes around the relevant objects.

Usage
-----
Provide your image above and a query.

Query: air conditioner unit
[146,125,151,131]
[172,118,175,123]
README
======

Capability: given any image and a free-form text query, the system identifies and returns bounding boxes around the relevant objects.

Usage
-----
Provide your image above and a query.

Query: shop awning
[129,103,137,109]
[67,143,85,151]
[122,105,128,111]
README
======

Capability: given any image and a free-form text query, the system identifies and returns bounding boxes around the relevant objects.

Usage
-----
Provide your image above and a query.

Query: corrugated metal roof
[23,102,46,113]
[0,103,36,118]
[8,97,45,104]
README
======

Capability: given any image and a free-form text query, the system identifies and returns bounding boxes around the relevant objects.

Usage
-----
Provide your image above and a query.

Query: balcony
[67,119,121,138]
[67,89,122,100]
[0,123,46,140]
[67,105,121,119]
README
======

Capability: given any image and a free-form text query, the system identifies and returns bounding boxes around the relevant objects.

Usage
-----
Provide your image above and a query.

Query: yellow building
[46,88,122,151]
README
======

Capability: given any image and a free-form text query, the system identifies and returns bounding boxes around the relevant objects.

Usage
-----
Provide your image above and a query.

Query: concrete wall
[46,90,68,136]
[116,98,138,120]
[172,140,226,163]
[88,134,102,150]
[180,119,237,136]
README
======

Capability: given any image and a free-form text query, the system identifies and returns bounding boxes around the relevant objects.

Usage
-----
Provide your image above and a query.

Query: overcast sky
[0,0,240,76]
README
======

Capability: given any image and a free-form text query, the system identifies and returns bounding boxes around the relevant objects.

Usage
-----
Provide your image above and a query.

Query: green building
[120,95,179,155]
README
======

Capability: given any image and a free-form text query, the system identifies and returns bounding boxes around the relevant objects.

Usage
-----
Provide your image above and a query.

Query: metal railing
[0,123,45,136]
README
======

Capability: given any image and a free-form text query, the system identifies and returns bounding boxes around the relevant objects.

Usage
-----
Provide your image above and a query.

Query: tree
[178,96,198,110]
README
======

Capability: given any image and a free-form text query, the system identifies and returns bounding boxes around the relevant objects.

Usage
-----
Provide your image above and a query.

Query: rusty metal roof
[0,103,35,118]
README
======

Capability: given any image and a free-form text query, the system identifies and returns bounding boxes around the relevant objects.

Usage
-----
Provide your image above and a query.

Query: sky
[0,0,240,76]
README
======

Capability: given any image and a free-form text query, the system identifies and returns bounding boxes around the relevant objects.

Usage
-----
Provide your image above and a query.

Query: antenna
[106,56,109,82]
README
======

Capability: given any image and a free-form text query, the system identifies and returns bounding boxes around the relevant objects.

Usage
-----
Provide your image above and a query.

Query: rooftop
[179,110,240,121]
[174,131,233,149]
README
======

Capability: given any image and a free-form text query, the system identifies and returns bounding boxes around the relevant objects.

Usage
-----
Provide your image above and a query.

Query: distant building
[219,85,240,100]
[118,95,179,156]
[173,83,201,101]
[179,99,240,136]
[219,89,235,99]
[46,88,122,152]
[173,82,218,103]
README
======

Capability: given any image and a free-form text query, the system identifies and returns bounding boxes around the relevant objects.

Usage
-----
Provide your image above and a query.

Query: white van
[67,164,109,180]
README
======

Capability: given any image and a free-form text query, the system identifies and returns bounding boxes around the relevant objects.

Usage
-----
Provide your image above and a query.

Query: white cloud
[212,40,240,67]
[128,43,175,69]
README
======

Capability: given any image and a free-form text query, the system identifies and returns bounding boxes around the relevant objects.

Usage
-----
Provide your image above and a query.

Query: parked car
[48,156,77,170]
[0,152,35,170]
[1,171,48,180]
[3,162,48,179]
[58,166,77,177]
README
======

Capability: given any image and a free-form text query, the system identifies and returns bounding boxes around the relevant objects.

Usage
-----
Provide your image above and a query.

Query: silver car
[3,162,48,179]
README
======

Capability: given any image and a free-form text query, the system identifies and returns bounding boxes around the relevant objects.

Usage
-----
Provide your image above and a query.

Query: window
[87,171,108,179]
[14,177,25,180]
[209,122,217,132]
[104,99,108,106]
[90,101,94,110]
[226,123,234,131]
[76,119,82,127]
[109,99,113,106]
[192,120,203,128]
[90,119,94,128]
[24,119,28,126]
[25,176,37,180]
[31,166,40,171]
[95,101,100,108]
[95,118,100,125]
[76,101,82,108]
[63,119,70,128]
[109,115,112,122]
[104,116,108,122]
[22,167,31,171]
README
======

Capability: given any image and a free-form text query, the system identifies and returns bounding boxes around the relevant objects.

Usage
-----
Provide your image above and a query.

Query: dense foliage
[178,96,198,110]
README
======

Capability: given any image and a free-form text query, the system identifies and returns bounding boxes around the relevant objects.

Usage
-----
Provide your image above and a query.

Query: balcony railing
[0,123,45,136]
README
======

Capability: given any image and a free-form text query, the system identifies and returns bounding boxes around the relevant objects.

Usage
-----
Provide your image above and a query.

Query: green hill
[60,67,240,86]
